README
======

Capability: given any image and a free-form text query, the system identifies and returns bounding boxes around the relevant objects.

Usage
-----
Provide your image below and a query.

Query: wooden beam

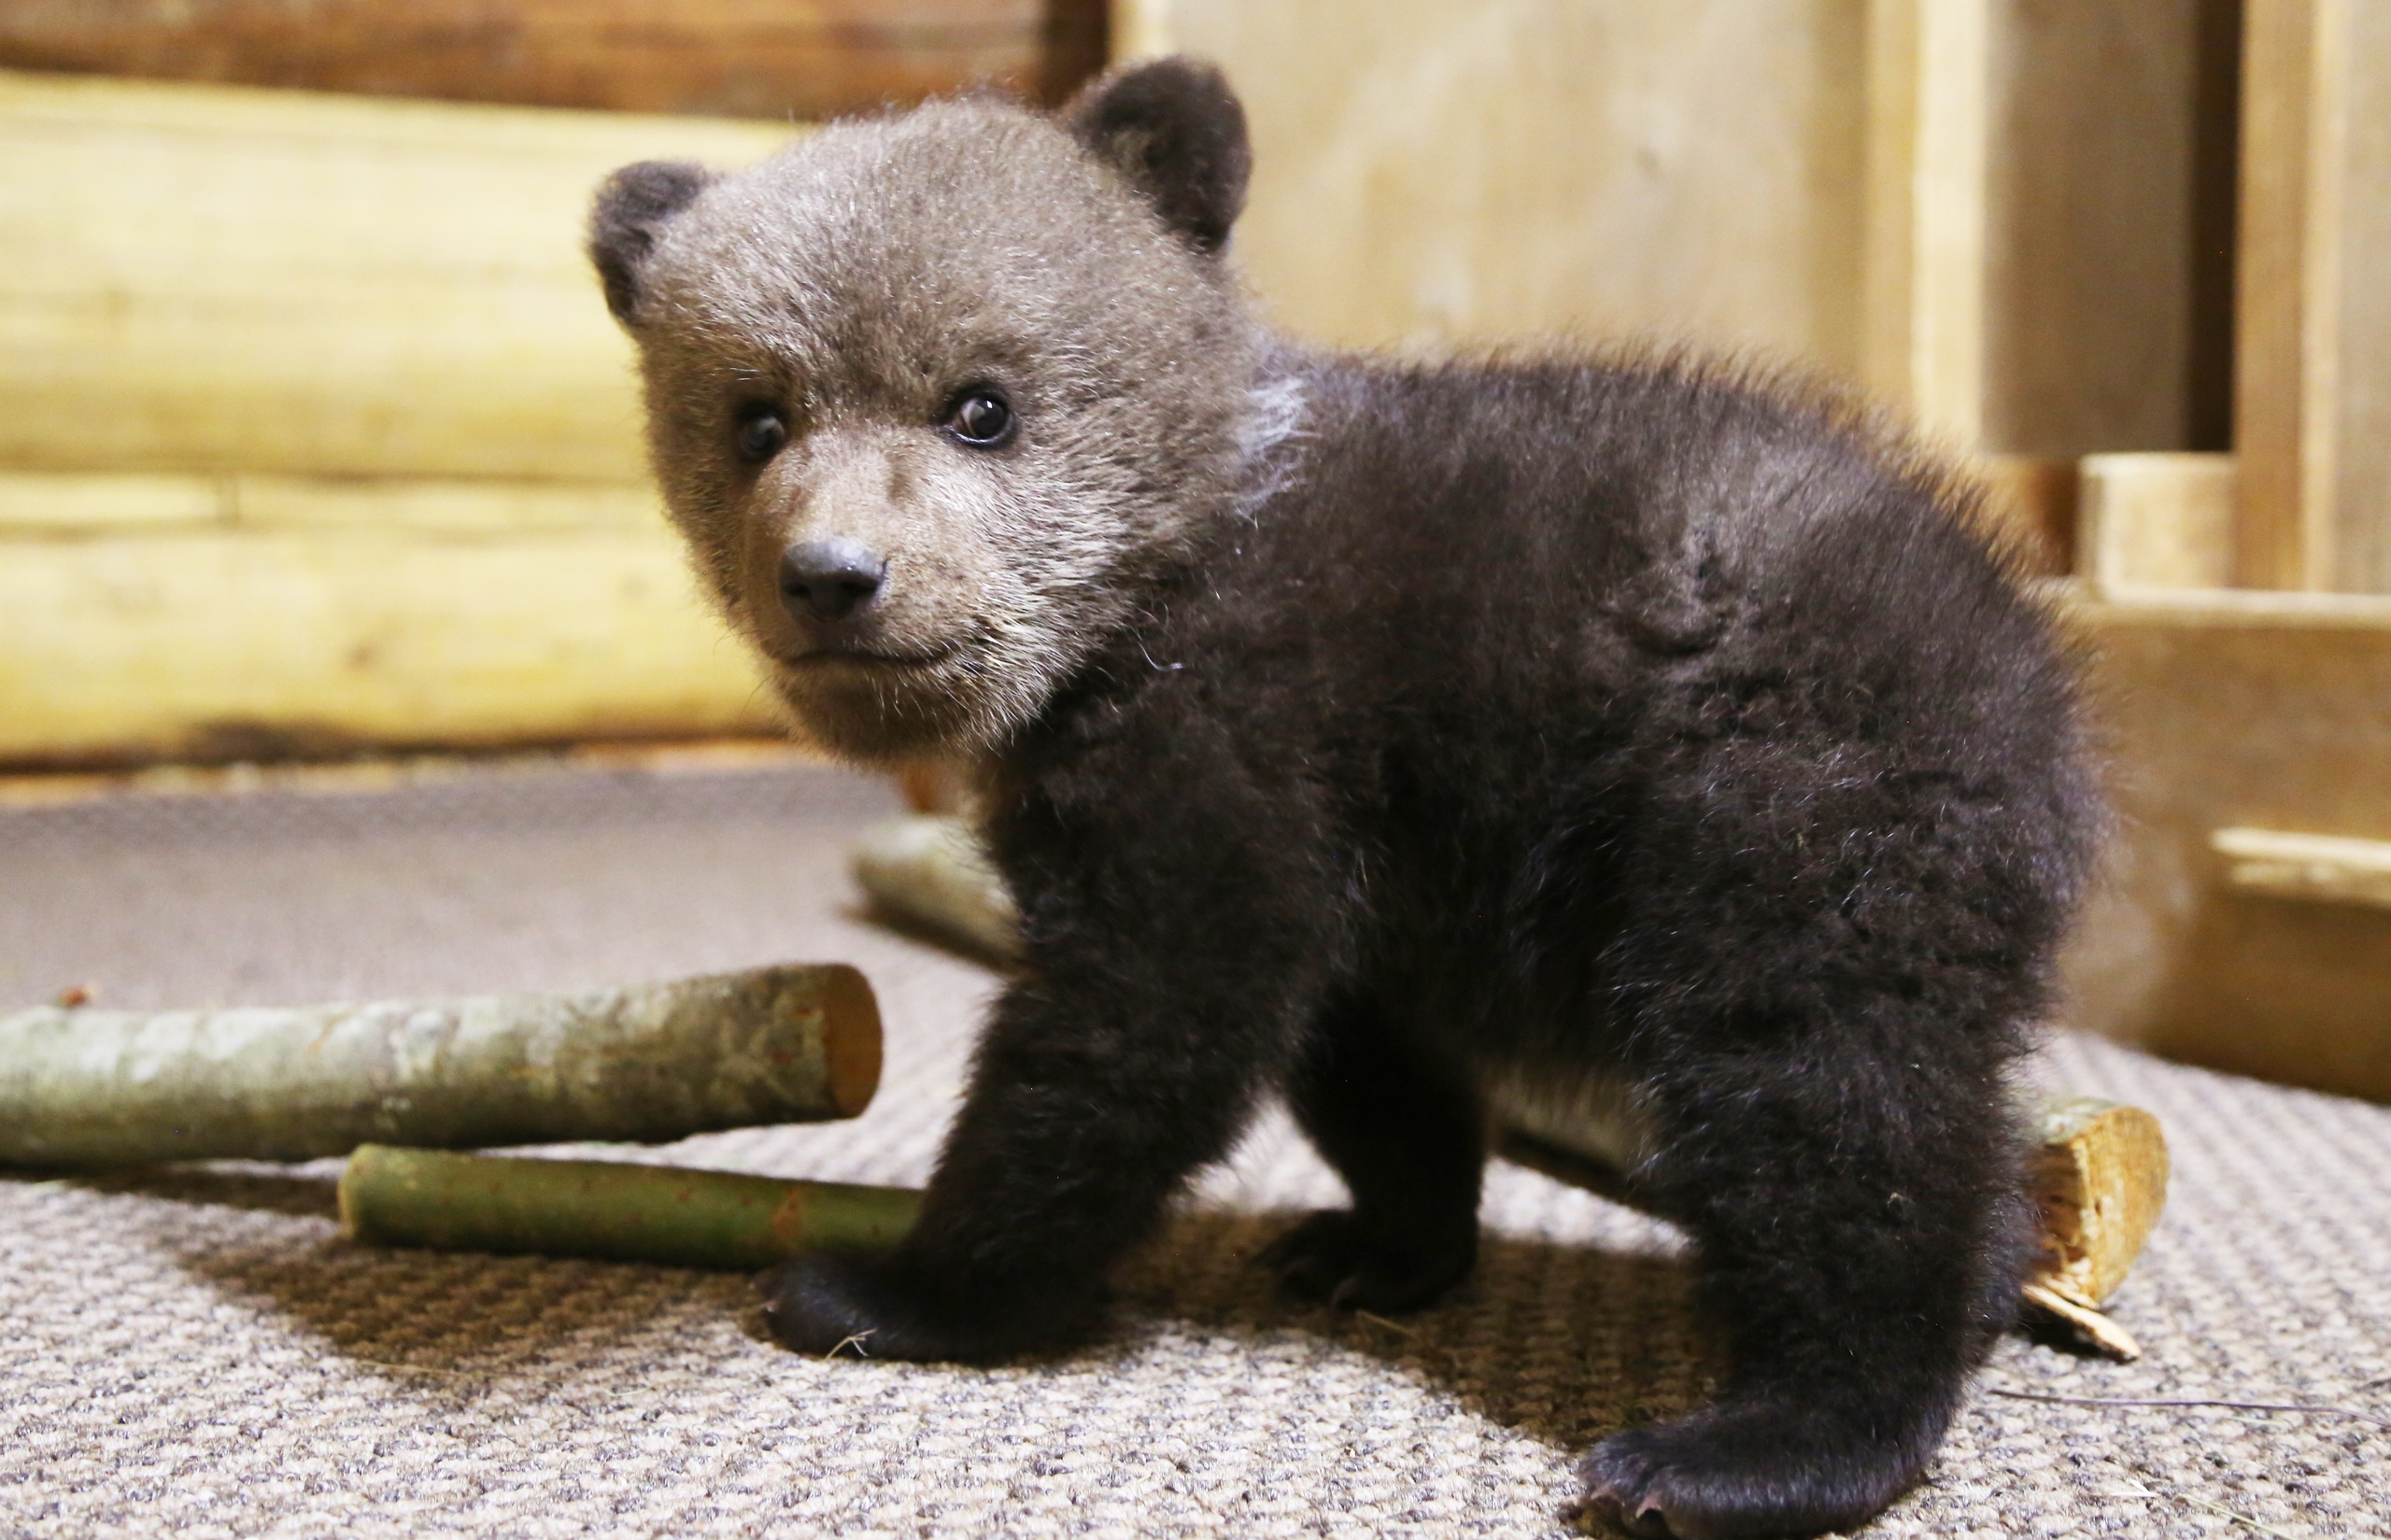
[0,470,669,535]
[1864,0,1990,445]
[1978,0,2240,459]
[2234,0,2339,587]
[0,1,1107,120]
[2060,585,2391,1102]
[0,527,778,767]
[2077,452,2238,590]
[2213,826,2391,910]
[0,71,796,483]
[2332,1,2391,592]
[1972,452,2076,577]
[2232,0,2391,591]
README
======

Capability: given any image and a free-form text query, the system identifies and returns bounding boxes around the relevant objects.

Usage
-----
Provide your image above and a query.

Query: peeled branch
[851,814,1019,964]
[2020,1096,2172,1360]
[340,1144,919,1270]
[0,964,881,1168]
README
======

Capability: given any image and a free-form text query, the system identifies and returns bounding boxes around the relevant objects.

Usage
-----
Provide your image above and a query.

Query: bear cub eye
[944,388,1015,447]
[734,406,787,464]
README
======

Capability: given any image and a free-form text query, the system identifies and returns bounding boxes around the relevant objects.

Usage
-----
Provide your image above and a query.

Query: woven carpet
[2,758,2385,1537]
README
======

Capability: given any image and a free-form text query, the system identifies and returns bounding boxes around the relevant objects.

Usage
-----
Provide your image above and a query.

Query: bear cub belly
[590,58,2099,1540]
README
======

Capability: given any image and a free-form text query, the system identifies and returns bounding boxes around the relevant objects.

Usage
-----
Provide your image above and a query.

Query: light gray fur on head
[595,80,1266,764]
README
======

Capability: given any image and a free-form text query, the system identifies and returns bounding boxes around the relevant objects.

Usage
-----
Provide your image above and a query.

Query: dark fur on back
[592,61,2099,1540]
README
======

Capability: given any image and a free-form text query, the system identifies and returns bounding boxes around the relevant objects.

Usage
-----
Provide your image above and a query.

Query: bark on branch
[0,964,881,1168]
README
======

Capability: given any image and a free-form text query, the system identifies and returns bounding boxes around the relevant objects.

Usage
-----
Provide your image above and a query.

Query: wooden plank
[0,741,826,811]
[1980,0,2239,458]
[1973,451,2075,576]
[1125,2,1871,373]
[0,472,227,530]
[2234,0,2331,586]
[0,530,778,766]
[2329,1,2391,591]
[0,1,1106,120]
[0,71,796,482]
[2234,0,2391,593]
[0,471,667,535]
[1863,0,1989,445]
[2060,587,2391,1101]
[2077,452,2238,589]
[2213,827,2391,910]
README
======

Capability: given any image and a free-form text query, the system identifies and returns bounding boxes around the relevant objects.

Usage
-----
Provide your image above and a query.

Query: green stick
[0,964,881,1168]
[339,1144,920,1269]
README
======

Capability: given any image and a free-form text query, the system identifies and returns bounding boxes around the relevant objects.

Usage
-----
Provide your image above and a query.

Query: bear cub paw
[1262,1209,1477,1313]
[757,1250,1095,1363]
[1579,1392,1934,1540]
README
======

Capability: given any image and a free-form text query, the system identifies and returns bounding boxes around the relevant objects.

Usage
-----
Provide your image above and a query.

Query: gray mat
[2,761,2385,1536]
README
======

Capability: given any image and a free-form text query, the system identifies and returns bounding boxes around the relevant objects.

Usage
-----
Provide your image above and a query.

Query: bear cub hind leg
[1580,1052,2034,1539]
[1266,1004,1485,1313]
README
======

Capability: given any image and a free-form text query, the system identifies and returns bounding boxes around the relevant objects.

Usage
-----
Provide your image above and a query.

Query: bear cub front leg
[1265,1006,1485,1312]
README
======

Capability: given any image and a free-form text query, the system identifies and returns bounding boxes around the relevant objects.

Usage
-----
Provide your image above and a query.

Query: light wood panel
[2234,0,2336,587]
[1121,0,1870,371]
[2077,452,2238,589]
[2330,1,2391,591]
[0,71,796,482]
[0,0,1106,120]
[2233,0,2391,591]
[2213,827,2391,911]
[0,527,777,766]
[1973,451,2076,575]
[1863,0,1989,445]
[0,471,668,535]
[1981,0,2240,458]
[2061,587,2391,1101]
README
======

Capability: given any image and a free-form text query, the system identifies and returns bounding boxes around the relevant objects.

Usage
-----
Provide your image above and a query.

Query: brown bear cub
[591,59,2098,1540]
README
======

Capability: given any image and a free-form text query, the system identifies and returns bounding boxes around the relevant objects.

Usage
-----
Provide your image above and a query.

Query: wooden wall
[1133,0,1871,374]
[2063,592,2391,1102]
[1125,0,2233,473]
[0,73,795,765]
[1980,0,2240,458]
[0,0,1108,120]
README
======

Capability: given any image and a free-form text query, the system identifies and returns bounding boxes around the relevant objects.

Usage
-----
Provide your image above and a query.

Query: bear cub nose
[779,537,886,623]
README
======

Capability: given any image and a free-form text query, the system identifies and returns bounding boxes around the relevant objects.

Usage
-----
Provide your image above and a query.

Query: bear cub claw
[1262,1209,1477,1313]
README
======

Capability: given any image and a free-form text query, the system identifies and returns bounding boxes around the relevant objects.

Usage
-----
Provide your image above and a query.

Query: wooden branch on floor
[340,1145,921,1271]
[0,965,882,1168]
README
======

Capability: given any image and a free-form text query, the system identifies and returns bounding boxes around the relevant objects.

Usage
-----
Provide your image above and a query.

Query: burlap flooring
[2,759,2384,1536]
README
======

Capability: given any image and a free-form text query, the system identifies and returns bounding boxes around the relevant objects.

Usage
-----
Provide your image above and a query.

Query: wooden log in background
[0,72,798,483]
[0,0,1108,120]
[0,74,795,765]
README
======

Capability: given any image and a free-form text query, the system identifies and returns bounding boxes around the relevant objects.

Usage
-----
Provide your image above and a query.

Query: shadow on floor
[107,1167,1711,1460]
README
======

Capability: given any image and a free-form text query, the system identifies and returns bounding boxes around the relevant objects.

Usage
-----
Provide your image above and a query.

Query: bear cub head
[591,60,1266,763]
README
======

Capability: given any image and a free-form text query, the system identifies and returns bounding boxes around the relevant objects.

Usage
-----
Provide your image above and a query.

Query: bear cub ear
[1067,57,1251,255]
[588,160,713,325]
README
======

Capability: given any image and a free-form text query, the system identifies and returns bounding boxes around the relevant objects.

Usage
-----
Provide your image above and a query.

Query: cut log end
[820,963,884,1118]
[2028,1096,2171,1309]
